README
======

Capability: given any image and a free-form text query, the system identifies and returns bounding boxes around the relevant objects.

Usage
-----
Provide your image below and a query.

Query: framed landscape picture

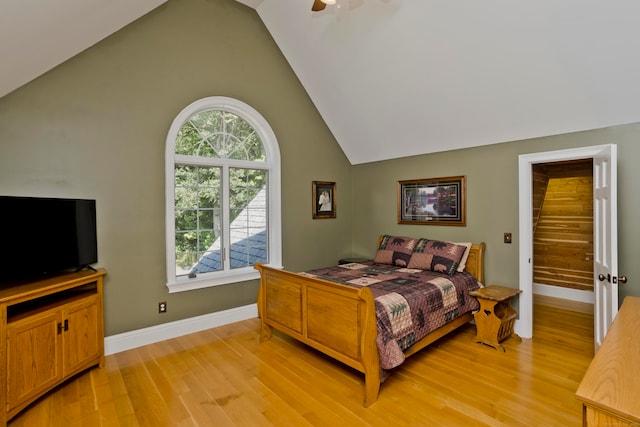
[312,181,336,219]
[398,176,466,226]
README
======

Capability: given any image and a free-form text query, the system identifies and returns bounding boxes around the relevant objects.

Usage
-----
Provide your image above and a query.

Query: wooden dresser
[575,296,640,426]
[0,269,106,426]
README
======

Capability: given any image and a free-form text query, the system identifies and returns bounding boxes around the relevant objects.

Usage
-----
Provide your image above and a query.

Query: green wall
[351,125,640,304]
[0,0,353,336]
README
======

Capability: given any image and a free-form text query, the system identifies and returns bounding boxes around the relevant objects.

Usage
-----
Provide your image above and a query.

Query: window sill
[166,264,282,293]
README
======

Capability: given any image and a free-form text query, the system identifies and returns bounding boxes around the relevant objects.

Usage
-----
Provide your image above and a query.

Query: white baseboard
[104,303,258,355]
[533,283,594,304]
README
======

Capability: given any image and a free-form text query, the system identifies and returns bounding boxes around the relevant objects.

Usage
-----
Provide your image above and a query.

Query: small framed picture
[312,181,336,219]
[398,176,466,226]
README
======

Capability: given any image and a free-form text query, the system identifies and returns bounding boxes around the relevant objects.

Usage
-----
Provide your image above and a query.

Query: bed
[253,235,485,407]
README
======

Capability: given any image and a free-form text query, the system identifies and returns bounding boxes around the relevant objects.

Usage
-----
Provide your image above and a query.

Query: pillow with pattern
[373,235,417,267]
[408,239,467,276]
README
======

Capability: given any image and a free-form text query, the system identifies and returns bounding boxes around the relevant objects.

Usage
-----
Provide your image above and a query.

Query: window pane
[175,123,201,156]
[198,209,214,230]
[190,250,222,274]
[177,252,200,274]
[175,165,198,187]
[175,232,194,252]
[199,189,217,208]
[175,110,266,161]
[174,164,223,277]
[198,139,217,157]
[244,133,265,162]
[190,110,223,141]
[230,168,267,213]
[198,230,215,251]
[198,166,219,186]
[176,209,197,231]
[229,168,268,269]
[225,135,244,161]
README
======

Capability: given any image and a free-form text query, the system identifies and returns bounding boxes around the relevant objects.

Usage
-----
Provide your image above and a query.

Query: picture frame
[398,176,466,226]
[312,181,336,219]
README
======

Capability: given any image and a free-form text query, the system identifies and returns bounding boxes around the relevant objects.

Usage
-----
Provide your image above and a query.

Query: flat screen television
[0,196,98,284]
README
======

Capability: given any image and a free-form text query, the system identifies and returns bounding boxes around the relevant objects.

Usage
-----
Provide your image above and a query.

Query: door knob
[598,273,610,282]
[619,275,628,284]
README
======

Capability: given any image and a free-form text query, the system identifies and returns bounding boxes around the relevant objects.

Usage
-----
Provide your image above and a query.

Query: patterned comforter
[302,261,482,370]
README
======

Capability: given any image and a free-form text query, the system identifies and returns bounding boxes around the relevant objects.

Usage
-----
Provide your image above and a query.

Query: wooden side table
[469,285,522,352]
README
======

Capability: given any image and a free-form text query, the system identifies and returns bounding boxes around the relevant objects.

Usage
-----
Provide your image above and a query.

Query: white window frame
[165,97,282,293]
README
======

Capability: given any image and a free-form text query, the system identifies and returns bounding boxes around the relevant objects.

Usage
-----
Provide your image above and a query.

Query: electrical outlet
[158,301,167,313]
[504,233,512,244]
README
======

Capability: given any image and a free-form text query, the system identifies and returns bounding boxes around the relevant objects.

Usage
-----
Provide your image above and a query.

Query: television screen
[0,196,98,284]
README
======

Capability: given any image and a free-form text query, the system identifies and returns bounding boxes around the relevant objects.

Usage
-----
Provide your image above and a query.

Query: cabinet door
[62,295,100,377]
[6,311,63,410]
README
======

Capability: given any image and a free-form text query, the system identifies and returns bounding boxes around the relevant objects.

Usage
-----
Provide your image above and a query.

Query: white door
[518,144,620,342]
[593,144,619,349]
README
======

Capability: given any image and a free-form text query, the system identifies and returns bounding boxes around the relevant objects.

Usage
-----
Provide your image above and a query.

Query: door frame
[517,144,613,338]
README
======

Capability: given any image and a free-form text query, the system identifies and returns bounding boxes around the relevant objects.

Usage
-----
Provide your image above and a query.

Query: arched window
[165,97,281,292]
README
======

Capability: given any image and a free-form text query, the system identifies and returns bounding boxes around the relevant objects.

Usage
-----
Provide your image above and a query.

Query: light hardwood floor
[8,304,594,427]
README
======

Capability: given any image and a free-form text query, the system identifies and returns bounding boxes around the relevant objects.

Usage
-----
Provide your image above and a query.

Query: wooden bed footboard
[253,242,485,407]
[253,262,382,407]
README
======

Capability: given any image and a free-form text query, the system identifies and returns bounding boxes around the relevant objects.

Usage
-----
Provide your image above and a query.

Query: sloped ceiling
[0,0,168,99]
[2,0,640,164]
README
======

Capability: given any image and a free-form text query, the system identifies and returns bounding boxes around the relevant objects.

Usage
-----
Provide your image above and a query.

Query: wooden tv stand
[0,268,106,426]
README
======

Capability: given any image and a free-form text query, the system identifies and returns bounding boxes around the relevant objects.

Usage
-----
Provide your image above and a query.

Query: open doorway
[532,159,594,314]
[516,144,618,343]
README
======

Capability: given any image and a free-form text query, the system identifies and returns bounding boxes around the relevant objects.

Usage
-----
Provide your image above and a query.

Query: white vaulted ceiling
[0,0,168,100]
[2,0,640,164]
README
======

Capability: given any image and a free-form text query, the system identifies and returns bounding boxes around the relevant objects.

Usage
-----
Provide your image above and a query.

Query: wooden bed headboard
[465,242,486,284]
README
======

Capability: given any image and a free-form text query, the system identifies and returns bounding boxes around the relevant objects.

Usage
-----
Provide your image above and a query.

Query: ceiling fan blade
[312,0,327,12]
